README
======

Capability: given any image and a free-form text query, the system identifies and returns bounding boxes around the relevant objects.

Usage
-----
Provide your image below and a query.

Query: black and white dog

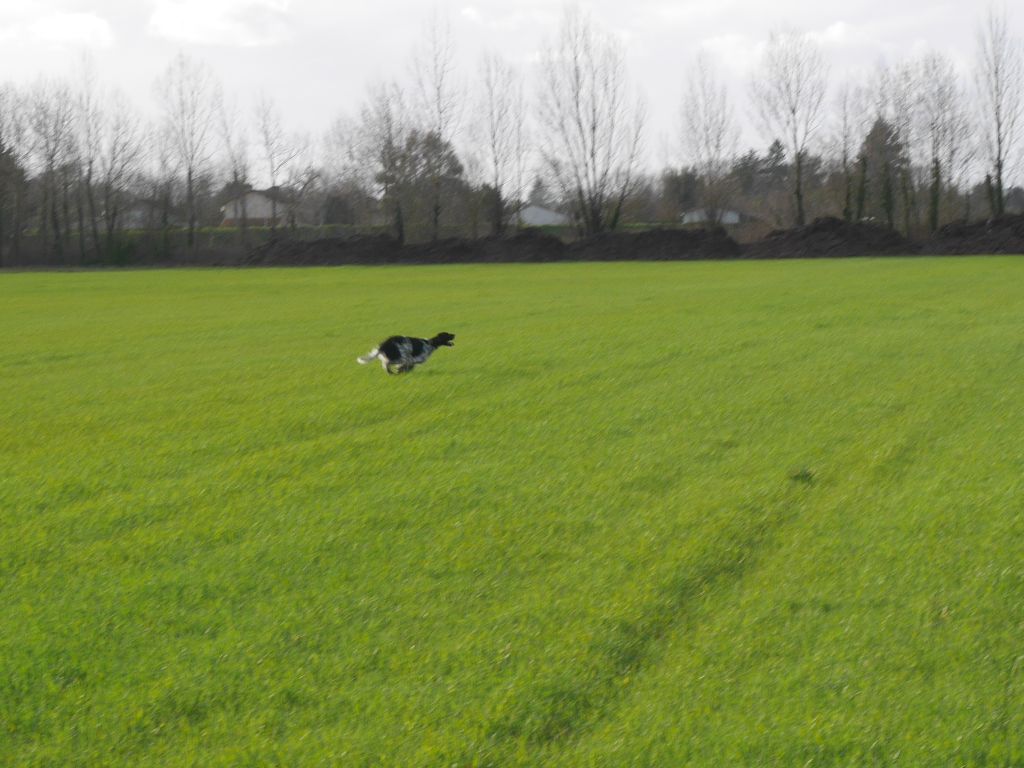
[357,332,455,374]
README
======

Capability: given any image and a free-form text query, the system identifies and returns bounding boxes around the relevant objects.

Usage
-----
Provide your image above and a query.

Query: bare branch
[681,50,739,224]
[974,5,1023,216]
[750,29,829,226]
[154,53,218,248]
[536,7,646,235]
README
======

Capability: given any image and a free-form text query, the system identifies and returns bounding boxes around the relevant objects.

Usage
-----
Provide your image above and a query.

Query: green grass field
[2,258,1023,766]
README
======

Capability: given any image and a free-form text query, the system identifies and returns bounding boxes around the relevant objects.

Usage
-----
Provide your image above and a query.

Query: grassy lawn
[2,258,1023,766]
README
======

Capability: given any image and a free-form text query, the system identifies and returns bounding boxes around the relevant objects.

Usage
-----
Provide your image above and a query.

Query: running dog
[357,332,455,374]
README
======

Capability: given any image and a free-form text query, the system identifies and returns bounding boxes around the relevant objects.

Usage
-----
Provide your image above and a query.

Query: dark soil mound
[570,227,741,261]
[246,234,404,265]
[922,214,1024,255]
[247,216,1024,267]
[403,229,568,263]
[742,216,916,259]
[242,227,740,265]
[478,229,568,262]
[244,230,569,265]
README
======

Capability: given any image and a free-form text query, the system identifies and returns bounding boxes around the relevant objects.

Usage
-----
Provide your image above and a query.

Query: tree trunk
[490,189,504,237]
[431,179,442,241]
[61,171,73,260]
[186,167,196,249]
[900,169,914,237]
[102,186,112,259]
[881,163,895,230]
[842,153,852,222]
[0,189,5,268]
[609,184,630,232]
[855,157,868,222]
[50,176,64,262]
[12,181,22,263]
[928,158,941,234]
[51,198,63,262]
[394,200,405,245]
[985,174,997,218]
[161,185,172,261]
[794,150,806,227]
[994,160,1005,217]
[76,185,88,263]
[86,175,102,258]
[40,179,50,250]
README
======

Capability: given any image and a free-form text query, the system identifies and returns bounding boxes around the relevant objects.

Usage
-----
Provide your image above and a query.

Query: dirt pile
[923,214,1024,255]
[243,227,739,265]
[404,229,568,263]
[244,230,570,265]
[246,234,403,265]
[742,216,916,259]
[240,215,1024,267]
[570,227,741,261]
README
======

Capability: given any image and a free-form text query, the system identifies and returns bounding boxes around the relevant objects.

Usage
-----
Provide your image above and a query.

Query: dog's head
[432,332,456,347]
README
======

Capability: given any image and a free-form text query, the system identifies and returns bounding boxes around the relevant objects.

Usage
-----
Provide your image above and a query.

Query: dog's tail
[357,348,379,365]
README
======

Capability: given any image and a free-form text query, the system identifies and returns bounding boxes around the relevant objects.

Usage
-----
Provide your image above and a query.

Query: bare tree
[831,81,873,221]
[359,81,411,243]
[76,57,105,259]
[681,50,739,226]
[536,7,646,236]
[915,52,973,230]
[283,132,320,229]
[0,84,30,265]
[154,53,217,249]
[27,78,78,260]
[150,122,180,260]
[750,29,829,227]
[975,5,1023,217]
[98,91,146,257]
[323,114,375,226]
[218,92,252,244]
[254,93,302,232]
[411,11,461,240]
[477,52,528,235]
[0,87,10,265]
[324,114,362,187]
[878,62,920,235]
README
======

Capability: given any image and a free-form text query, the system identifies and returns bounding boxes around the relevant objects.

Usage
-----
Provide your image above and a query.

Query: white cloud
[148,0,292,47]
[807,21,872,50]
[699,34,766,77]
[460,6,483,25]
[0,11,115,49]
[449,3,560,35]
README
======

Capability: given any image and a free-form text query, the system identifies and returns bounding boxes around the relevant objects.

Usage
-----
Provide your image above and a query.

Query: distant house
[221,189,295,227]
[513,204,570,227]
[680,208,750,226]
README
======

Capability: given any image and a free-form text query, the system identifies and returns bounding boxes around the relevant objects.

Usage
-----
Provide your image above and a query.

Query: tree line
[0,6,1021,266]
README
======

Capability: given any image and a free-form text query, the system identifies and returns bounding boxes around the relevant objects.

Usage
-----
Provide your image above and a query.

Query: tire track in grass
[546,346,1010,766]
[462,330,1001,765]
[462,479,817,763]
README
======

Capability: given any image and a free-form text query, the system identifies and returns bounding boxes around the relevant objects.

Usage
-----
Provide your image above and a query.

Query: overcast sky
[0,0,1014,169]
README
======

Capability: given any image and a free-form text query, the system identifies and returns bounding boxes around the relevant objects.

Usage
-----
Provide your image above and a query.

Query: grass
[2,258,1023,766]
